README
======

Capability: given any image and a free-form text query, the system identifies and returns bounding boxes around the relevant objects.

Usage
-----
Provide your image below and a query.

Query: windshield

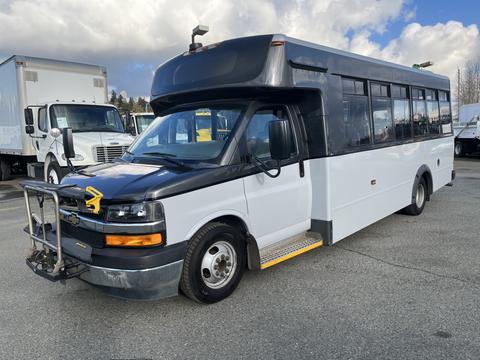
[50,105,124,133]
[127,105,244,161]
[135,115,156,134]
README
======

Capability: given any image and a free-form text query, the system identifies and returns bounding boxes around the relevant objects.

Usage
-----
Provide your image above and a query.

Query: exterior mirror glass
[24,108,34,125]
[50,128,61,138]
[62,127,75,159]
[268,120,291,161]
[25,125,35,134]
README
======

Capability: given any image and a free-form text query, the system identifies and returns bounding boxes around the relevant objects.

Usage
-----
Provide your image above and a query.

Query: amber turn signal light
[105,233,163,247]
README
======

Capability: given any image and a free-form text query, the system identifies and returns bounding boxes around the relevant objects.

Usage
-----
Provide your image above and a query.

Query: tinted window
[371,83,389,97]
[372,98,394,143]
[246,107,295,159]
[151,35,272,97]
[427,100,440,134]
[426,89,436,101]
[392,85,408,99]
[412,88,425,100]
[413,100,427,136]
[438,91,448,102]
[38,108,48,132]
[342,95,370,148]
[343,78,365,95]
[393,99,411,139]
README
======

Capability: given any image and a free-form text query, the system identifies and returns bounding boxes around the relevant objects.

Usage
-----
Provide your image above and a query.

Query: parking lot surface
[0,159,479,360]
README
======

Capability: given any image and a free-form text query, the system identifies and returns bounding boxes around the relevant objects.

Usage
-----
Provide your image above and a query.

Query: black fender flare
[411,165,433,202]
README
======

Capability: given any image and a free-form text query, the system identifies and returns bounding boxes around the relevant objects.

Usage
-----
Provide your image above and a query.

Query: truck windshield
[127,105,244,161]
[50,105,124,133]
[136,114,156,134]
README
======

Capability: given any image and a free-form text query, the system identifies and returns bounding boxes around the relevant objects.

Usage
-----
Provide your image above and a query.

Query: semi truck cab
[25,102,134,183]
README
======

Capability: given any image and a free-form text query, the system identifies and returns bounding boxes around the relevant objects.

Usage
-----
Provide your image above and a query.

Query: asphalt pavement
[0,158,479,359]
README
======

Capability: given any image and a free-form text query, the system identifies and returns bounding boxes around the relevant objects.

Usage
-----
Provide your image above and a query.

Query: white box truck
[0,55,134,182]
[453,103,480,156]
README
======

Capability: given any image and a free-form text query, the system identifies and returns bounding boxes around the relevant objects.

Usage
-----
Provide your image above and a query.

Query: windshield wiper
[140,152,191,169]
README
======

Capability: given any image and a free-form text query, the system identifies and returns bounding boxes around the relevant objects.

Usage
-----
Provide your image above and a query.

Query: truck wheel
[454,141,464,157]
[402,177,427,216]
[180,222,246,303]
[0,158,11,181]
[46,160,62,184]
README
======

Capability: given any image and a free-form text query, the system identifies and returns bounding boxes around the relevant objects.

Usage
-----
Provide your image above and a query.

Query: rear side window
[342,95,371,148]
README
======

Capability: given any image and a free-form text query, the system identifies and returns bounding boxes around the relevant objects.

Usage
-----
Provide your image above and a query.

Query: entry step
[260,232,323,270]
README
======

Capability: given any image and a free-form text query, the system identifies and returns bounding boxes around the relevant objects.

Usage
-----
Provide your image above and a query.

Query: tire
[45,159,62,184]
[0,158,11,181]
[454,141,464,157]
[180,222,246,303]
[402,177,427,216]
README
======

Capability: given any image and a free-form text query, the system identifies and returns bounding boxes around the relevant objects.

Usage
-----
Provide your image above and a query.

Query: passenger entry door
[242,105,311,249]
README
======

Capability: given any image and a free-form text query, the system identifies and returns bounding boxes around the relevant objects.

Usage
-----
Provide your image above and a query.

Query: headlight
[61,153,84,161]
[106,201,164,223]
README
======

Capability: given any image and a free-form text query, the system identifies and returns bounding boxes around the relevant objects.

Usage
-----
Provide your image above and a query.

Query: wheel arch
[412,165,433,202]
[184,212,261,271]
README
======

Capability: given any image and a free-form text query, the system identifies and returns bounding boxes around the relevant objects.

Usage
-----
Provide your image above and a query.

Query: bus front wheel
[180,222,246,303]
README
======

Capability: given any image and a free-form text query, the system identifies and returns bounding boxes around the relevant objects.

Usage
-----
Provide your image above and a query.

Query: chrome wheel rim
[201,240,237,289]
[48,168,59,184]
[416,183,425,208]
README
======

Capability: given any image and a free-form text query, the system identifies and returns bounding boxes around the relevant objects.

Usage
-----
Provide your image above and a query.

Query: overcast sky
[0,0,479,98]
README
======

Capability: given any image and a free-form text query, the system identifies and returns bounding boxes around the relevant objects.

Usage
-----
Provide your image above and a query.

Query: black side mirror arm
[251,155,281,178]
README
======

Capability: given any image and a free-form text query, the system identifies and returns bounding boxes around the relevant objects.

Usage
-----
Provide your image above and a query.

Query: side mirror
[25,125,34,134]
[62,127,75,159]
[24,108,34,125]
[50,128,61,138]
[268,120,291,161]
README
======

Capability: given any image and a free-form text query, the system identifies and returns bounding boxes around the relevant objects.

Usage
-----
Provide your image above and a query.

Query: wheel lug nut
[226,256,230,261]
[214,265,218,270]
[215,271,220,276]
[221,255,225,260]
[216,258,220,263]
[227,262,231,266]
[225,269,229,273]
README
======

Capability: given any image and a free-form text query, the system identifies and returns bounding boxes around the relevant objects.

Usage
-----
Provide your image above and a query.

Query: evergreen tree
[110,90,117,105]
[117,94,124,110]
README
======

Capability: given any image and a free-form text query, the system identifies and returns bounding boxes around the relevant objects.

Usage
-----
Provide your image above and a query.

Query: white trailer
[0,55,134,181]
[453,103,480,156]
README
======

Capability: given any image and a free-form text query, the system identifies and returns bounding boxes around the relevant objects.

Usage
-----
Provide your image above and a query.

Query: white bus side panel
[161,179,249,246]
[310,137,453,243]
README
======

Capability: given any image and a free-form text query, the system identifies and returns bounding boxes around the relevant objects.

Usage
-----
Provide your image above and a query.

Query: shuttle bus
[21,34,454,303]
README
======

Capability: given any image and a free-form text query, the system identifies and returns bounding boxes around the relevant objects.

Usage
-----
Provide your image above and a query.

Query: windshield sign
[127,105,243,162]
[50,105,124,133]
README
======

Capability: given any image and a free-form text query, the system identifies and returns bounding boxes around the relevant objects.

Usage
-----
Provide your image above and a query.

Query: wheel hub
[416,183,425,208]
[201,240,237,289]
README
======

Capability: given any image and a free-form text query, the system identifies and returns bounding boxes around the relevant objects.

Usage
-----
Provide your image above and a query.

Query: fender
[411,165,433,202]
[183,210,261,270]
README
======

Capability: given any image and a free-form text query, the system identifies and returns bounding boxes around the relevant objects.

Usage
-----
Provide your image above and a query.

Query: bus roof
[150,34,449,107]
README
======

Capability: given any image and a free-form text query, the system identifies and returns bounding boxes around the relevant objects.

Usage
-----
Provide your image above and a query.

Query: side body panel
[0,59,25,154]
[309,136,454,243]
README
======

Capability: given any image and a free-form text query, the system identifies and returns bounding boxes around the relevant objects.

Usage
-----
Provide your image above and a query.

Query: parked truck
[453,103,480,156]
[0,55,134,182]
[124,112,156,136]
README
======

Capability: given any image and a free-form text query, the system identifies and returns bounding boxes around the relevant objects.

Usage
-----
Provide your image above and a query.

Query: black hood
[61,161,243,203]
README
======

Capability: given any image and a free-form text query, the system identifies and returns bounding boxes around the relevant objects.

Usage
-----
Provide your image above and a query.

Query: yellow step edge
[260,240,323,270]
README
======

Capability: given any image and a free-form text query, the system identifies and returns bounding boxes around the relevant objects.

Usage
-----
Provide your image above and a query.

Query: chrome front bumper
[79,259,183,300]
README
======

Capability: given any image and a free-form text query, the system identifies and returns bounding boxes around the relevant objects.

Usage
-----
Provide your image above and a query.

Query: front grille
[95,146,129,163]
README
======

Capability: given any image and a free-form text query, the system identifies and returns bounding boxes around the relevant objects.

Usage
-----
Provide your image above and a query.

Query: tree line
[109,90,152,113]
[456,57,480,109]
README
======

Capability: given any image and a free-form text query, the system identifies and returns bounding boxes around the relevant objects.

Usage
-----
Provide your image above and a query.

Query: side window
[412,88,427,136]
[371,82,394,143]
[392,85,411,139]
[38,108,48,132]
[426,90,440,135]
[439,91,452,134]
[246,107,295,160]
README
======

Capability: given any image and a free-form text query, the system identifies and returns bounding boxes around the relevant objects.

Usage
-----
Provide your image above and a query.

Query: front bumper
[20,180,185,300]
[79,258,183,300]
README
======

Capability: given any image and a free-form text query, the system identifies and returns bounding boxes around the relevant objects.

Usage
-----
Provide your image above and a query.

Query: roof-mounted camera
[189,25,209,51]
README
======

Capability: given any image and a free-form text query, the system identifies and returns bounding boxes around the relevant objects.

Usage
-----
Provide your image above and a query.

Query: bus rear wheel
[402,177,427,216]
[454,141,464,157]
[180,222,246,303]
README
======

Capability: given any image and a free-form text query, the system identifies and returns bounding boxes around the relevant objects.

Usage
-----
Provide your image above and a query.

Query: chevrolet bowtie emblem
[85,186,103,214]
